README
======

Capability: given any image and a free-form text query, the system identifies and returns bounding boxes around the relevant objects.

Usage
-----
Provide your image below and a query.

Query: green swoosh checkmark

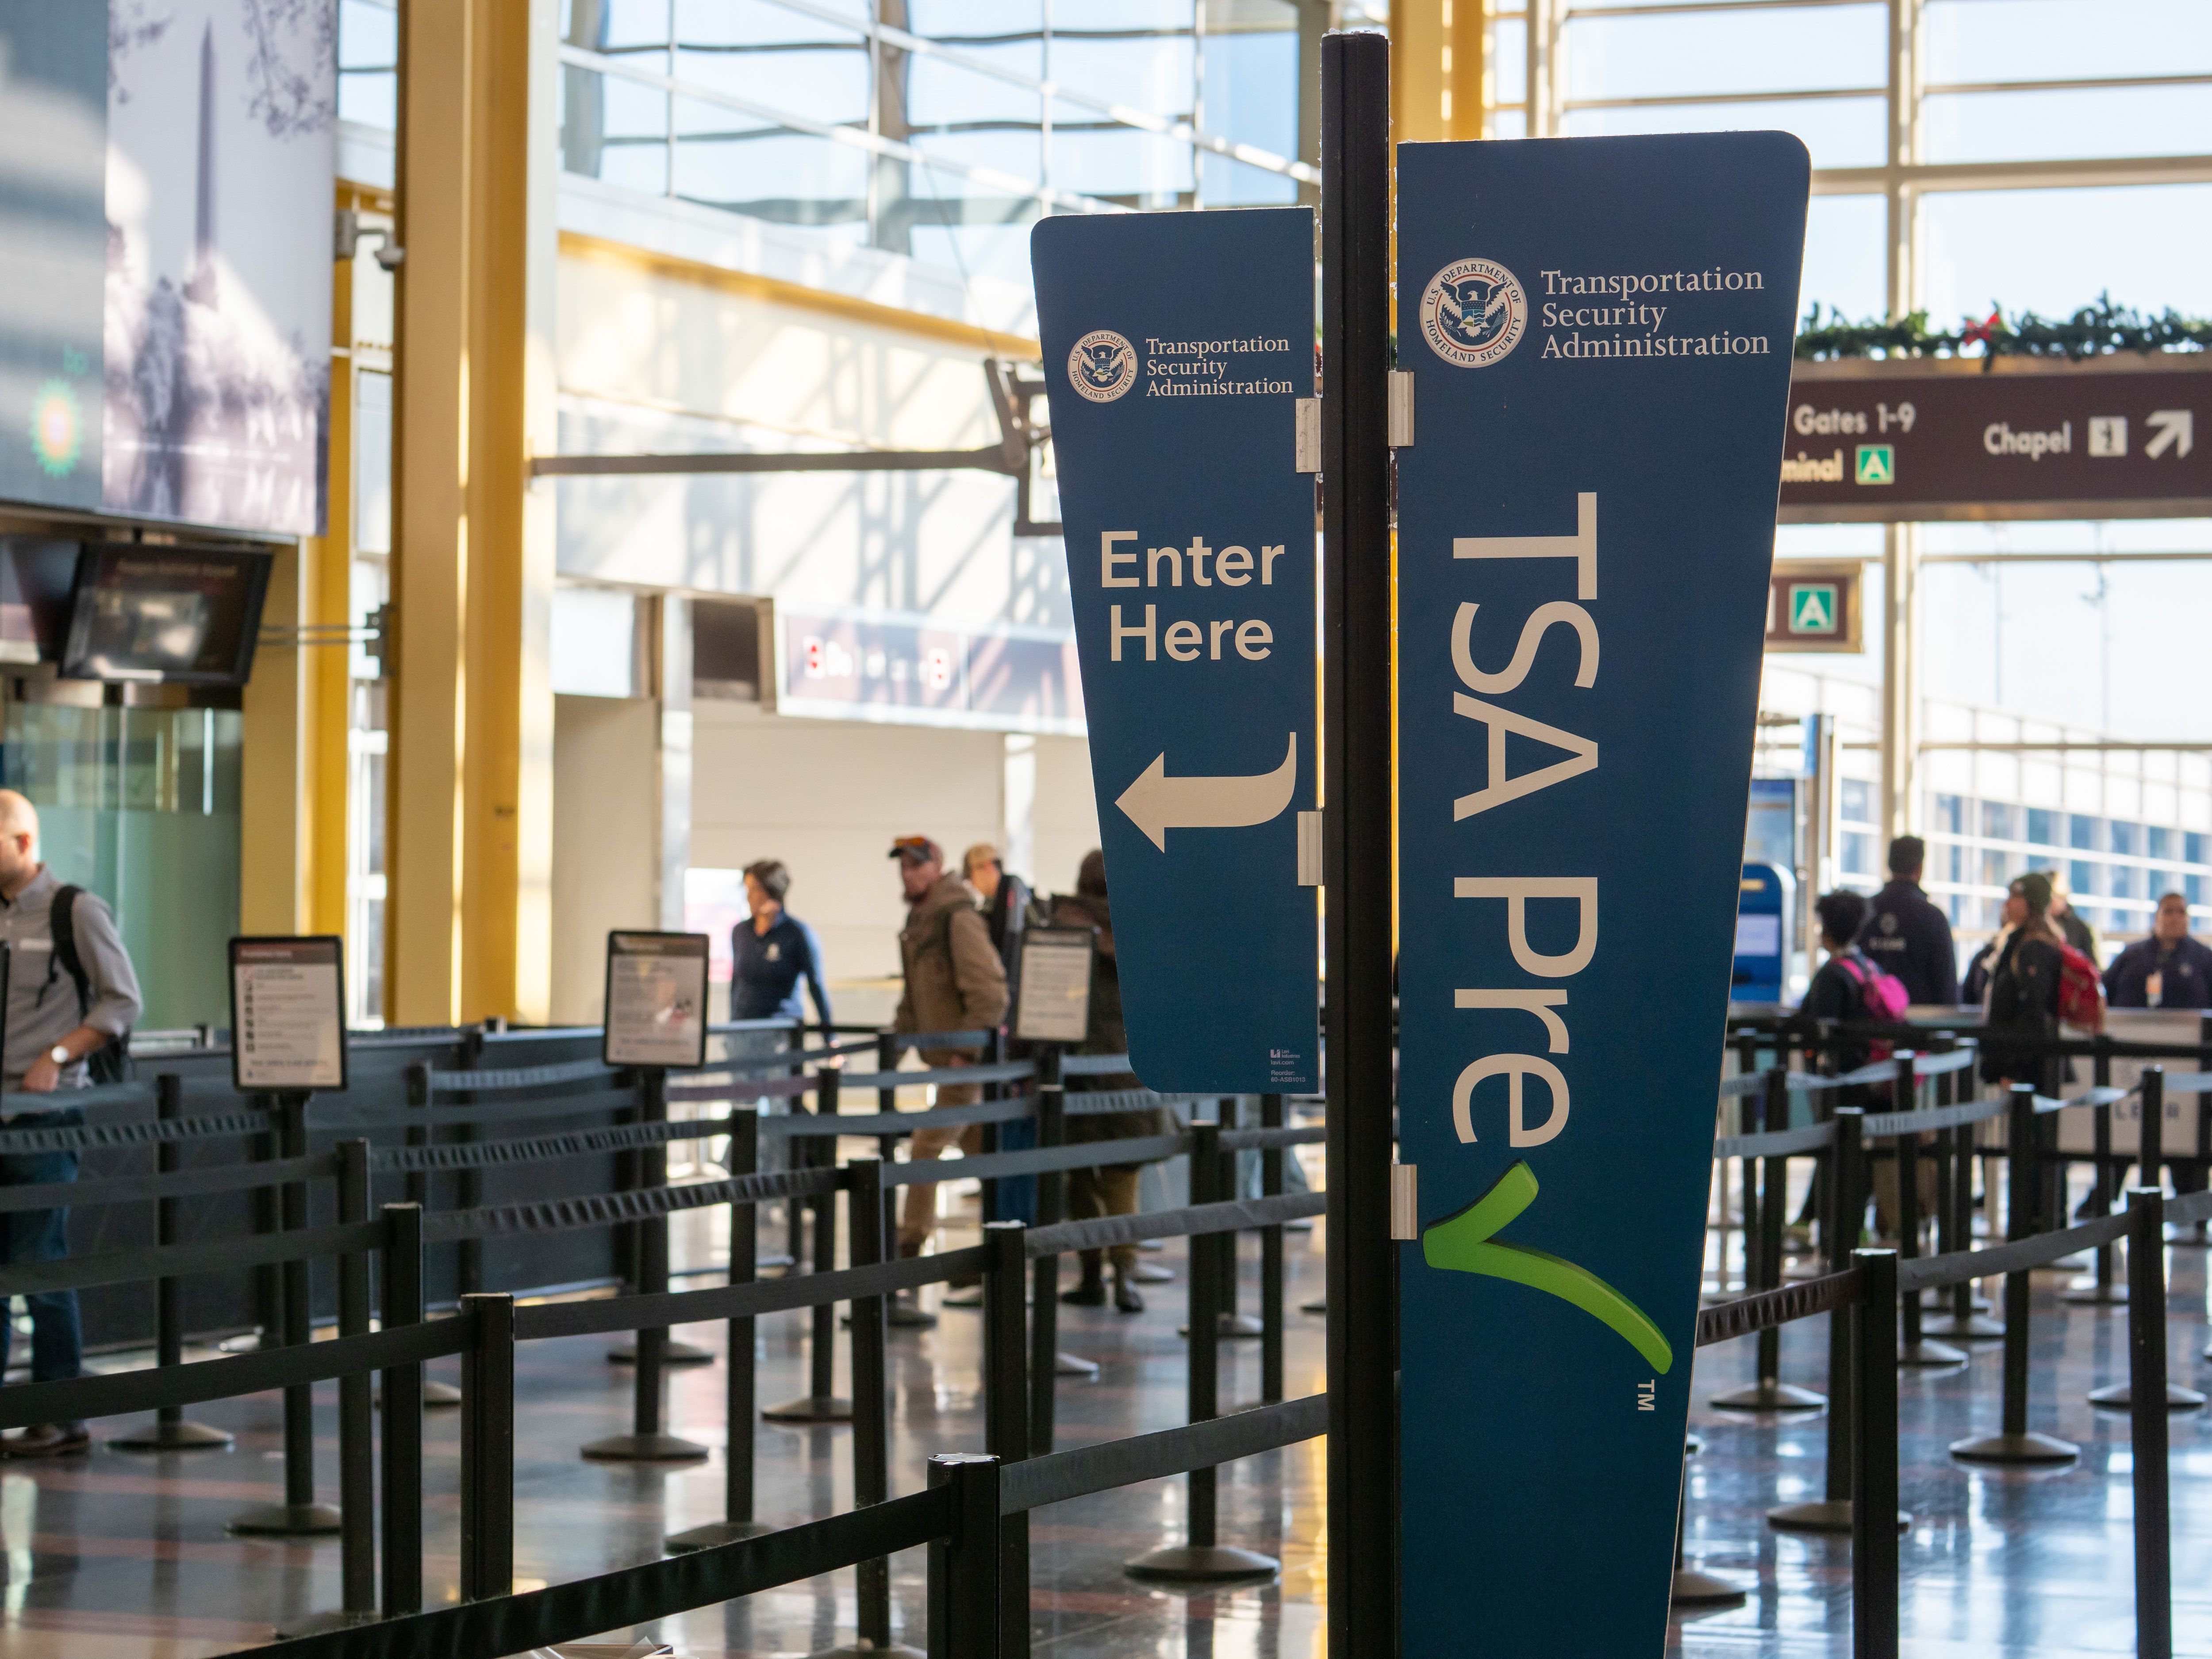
[1421,1161,1674,1374]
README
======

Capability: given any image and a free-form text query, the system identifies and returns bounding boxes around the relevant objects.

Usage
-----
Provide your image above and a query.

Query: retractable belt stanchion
[1951,1086,2078,1465]
[880,1034,936,1332]
[980,1222,1030,1659]
[231,1090,342,1537]
[668,1106,774,1551]
[587,1068,711,1461]
[767,1070,854,1424]
[458,1292,517,1603]
[2069,1039,2126,1307]
[1893,1053,1964,1367]
[1851,1248,1902,1659]
[1925,1056,2002,1342]
[380,1203,426,1618]
[2141,1065,2166,1202]
[1712,1068,1824,1412]
[2090,1140,2204,1410]
[109,1072,234,1451]
[2128,1187,2175,1659]
[612,1065,712,1366]
[1771,1108,1885,1532]
[400,1061,462,1408]
[1670,1436,1746,1608]
[1260,1092,1285,1404]
[1217,1100,1261,1340]
[927,1454,1003,1659]
[1125,1121,1279,1586]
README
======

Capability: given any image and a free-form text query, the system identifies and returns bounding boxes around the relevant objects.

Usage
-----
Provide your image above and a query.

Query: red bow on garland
[1961,308,2002,349]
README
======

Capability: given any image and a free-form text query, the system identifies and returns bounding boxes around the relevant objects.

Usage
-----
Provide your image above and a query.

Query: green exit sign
[1766,562,1862,653]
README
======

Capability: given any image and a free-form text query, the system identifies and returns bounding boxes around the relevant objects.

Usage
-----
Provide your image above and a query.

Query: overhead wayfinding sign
[1778,360,2208,521]
[1395,132,1809,1652]
[1765,559,1863,652]
[1031,207,1318,1093]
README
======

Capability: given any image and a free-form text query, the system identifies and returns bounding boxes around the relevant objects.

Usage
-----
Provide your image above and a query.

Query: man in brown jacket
[890,836,1009,1256]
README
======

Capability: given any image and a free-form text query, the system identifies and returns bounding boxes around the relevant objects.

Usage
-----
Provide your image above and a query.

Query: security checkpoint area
[0,1,2211,1658]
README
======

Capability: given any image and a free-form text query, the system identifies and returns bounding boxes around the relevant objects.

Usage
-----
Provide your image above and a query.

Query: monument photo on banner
[1014,927,1095,1046]
[230,937,347,1093]
[1030,205,1320,1094]
[1393,132,1809,1652]
[604,932,710,1070]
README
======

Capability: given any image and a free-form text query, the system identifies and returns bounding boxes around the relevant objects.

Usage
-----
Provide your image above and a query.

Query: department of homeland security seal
[1421,258,1526,369]
[1067,330,1138,402]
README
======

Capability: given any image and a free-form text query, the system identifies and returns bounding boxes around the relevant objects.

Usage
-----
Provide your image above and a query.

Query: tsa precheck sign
[1030,207,1318,1094]
[1394,133,1808,1654]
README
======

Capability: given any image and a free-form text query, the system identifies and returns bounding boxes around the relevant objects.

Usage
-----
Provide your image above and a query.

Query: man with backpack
[0,790,143,1457]
[1801,890,1909,1078]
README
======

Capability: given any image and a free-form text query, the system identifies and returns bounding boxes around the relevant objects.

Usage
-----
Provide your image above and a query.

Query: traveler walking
[889,837,1008,1263]
[2105,891,2212,1010]
[1857,836,1960,1006]
[1799,890,1896,1081]
[730,860,832,1025]
[1980,872,2066,1096]
[962,842,1035,979]
[0,790,143,1457]
[1052,851,1166,1314]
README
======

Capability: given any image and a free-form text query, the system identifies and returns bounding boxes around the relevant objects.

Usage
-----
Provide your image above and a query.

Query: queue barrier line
[370,1118,718,1172]
[419,1167,841,1244]
[1859,1092,2012,1140]
[420,1057,624,1094]
[0,1316,465,1433]
[1908,1048,1980,1077]
[883,1134,1190,1189]
[1717,1073,1768,1099]
[2161,1071,2212,1094]
[0,1108,276,1153]
[1216,1125,1327,1152]
[2168,1187,2212,1226]
[0,1217,385,1300]
[998,1392,1327,1516]
[514,1244,996,1344]
[1059,1052,1133,1075]
[1027,1192,1325,1258]
[1694,1268,1862,1348]
[0,1080,159,1119]
[668,1072,818,1103]
[892,1029,995,1051]
[765,1097,1036,1139]
[311,1085,641,1131]
[827,1061,1038,1092]
[0,1149,342,1214]
[232,1486,953,1659]
[1787,1058,1904,1093]
[1897,1208,2135,1294]
[1712,1121,1836,1161]
[1741,1017,2207,1064]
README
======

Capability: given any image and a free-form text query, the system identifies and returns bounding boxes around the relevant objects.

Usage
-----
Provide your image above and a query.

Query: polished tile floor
[3,1205,2209,1656]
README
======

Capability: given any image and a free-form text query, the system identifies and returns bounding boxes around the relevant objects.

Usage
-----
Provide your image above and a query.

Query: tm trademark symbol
[1635,1379,1656,1413]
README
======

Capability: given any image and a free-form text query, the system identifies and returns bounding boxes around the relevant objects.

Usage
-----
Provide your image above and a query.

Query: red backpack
[1834,950,1911,1060]
[2055,941,2106,1033]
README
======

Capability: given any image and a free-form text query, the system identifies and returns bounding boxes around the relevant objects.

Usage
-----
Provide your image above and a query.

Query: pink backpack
[1835,951,1911,1059]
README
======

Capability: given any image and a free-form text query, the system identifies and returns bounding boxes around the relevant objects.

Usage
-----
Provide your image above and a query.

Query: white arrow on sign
[2147,409,2194,460]
[1117,733,1297,852]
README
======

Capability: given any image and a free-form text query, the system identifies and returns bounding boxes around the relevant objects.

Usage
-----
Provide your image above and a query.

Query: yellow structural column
[389,0,559,1026]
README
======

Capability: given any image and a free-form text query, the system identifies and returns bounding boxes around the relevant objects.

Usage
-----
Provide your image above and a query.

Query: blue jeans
[0,1112,84,1420]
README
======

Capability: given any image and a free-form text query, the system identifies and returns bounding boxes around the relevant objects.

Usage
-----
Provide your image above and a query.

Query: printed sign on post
[230,937,348,1093]
[1014,927,1096,1045]
[603,932,710,1070]
[1394,133,1808,1651]
[1030,206,1319,1093]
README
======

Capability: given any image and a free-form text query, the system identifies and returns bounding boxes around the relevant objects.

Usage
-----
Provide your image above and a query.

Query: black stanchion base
[1898,1338,1969,1368]
[2087,1380,2206,1411]
[580,1431,711,1463]
[762,1394,855,1424]
[1299,1297,1327,1315]
[2062,1279,2128,1307]
[274,1608,384,1639]
[109,1418,234,1452]
[1766,1499,1910,1534]
[1709,1380,1825,1413]
[1056,1352,1101,1379]
[229,1502,344,1537]
[1670,1567,1747,1608]
[1921,1313,2006,1340]
[1124,1544,1280,1584]
[1949,1430,2079,1465]
[666,1518,776,1551]
[608,1339,714,1365]
[1129,1261,1175,1284]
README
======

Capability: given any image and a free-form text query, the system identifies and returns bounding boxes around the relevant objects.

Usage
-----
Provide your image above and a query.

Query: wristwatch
[47,1045,68,1067]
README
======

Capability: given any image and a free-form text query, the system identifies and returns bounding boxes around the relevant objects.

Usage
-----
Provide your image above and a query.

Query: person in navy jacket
[2105,891,2212,1010]
[730,860,832,1025]
[1856,836,1961,1006]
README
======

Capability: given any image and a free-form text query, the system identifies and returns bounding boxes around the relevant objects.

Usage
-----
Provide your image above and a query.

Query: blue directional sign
[1394,134,1808,1650]
[1031,208,1318,1092]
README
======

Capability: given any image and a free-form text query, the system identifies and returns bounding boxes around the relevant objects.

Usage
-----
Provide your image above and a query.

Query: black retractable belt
[1124,1121,1278,1586]
[403,1061,463,1409]
[380,1203,426,1617]
[2068,1038,2127,1307]
[1924,1040,2002,1341]
[1711,1068,1825,1414]
[765,1067,853,1424]
[1951,1085,2078,1466]
[108,1073,234,1452]
[1893,1054,1964,1368]
[230,1091,343,1540]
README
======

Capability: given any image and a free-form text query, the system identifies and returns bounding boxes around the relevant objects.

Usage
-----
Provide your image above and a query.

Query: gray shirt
[0,868,143,1092]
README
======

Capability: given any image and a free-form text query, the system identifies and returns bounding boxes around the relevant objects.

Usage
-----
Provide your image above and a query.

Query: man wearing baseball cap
[888,836,1008,1277]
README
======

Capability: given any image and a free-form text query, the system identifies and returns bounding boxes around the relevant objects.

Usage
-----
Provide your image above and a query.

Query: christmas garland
[1793,293,2212,367]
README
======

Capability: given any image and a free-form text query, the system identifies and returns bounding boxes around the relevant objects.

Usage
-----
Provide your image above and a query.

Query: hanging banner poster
[1031,208,1319,1092]
[1394,133,1809,1651]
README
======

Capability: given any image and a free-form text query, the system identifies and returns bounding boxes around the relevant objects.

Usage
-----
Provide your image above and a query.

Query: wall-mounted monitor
[60,542,273,686]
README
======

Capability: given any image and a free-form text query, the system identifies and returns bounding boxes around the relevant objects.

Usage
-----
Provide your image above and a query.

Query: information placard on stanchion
[1013,928,1094,1045]
[229,937,347,1092]
[603,932,710,1070]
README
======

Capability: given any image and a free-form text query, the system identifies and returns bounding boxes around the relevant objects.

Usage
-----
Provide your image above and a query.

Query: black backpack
[49,884,131,1085]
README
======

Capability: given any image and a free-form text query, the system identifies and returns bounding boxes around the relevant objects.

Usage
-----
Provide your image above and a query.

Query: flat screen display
[61,543,273,685]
